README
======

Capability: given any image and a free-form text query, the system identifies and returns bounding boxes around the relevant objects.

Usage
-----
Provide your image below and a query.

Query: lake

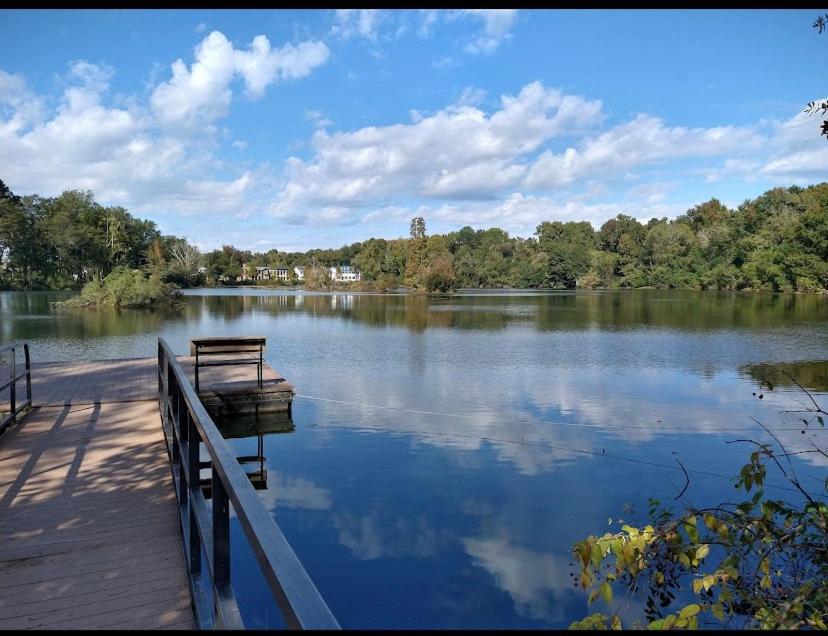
[1,288,827,628]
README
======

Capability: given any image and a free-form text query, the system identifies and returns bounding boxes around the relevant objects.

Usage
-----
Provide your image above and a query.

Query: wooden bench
[190,337,266,394]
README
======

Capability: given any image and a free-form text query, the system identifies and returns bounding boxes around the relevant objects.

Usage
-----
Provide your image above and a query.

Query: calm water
[2,289,828,628]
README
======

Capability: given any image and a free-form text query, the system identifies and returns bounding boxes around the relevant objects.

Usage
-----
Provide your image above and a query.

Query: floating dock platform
[178,336,295,420]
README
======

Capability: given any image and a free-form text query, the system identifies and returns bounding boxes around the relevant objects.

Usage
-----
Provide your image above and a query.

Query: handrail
[157,337,339,630]
[0,341,32,435]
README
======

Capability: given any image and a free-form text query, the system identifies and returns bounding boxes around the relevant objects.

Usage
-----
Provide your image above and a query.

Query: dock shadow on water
[200,410,296,499]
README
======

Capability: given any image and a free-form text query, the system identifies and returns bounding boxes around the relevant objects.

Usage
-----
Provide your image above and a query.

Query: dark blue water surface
[2,289,827,628]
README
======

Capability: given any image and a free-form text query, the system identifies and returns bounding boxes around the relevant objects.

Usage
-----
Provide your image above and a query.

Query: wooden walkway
[0,358,193,630]
[29,358,157,406]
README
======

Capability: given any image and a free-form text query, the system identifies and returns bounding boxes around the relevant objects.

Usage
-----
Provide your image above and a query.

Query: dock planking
[0,358,193,630]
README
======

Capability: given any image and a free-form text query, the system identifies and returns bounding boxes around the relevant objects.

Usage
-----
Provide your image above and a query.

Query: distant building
[330,265,362,282]
[289,265,359,283]
[254,266,289,281]
[255,266,273,280]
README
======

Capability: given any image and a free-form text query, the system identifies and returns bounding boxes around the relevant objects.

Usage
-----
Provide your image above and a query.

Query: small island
[54,267,181,309]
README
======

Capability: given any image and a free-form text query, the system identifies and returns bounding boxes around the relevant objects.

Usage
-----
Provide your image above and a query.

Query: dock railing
[157,337,340,630]
[0,341,32,435]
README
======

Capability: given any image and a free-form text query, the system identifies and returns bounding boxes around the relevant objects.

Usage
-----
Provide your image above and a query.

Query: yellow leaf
[702,575,716,592]
[600,582,613,604]
[696,544,710,560]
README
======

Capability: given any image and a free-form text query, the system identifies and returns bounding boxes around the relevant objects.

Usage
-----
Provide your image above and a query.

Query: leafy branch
[569,381,828,630]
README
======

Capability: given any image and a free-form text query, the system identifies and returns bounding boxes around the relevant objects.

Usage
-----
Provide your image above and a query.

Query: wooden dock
[0,358,193,630]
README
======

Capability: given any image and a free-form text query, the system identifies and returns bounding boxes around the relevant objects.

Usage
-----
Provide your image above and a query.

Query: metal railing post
[9,348,15,419]
[24,344,31,406]
[213,473,230,586]
[188,413,202,577]
[213,471,232,628]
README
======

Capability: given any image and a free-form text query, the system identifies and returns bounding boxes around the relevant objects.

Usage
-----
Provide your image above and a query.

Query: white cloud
[151,31,329,130]
[699,111,828,185]
[0,70,46,133]
[456,86,487,107]
[417,9,440,38]
[330,9,385,42]
[305,109,333,129]
[270,82,603,221]
[454,9,518,54]
[419,10,519,54]
[0,28,329,223]
[525,114,763,189]
[756,112,828,182]
[432,55,460,72]
[264,81,825,232]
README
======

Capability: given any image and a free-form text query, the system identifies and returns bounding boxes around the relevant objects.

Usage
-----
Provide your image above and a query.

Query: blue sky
[1,9,826,251]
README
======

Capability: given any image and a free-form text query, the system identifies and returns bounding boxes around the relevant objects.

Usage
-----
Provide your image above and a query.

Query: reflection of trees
[1,291,186,342]
[743,360,828,392]
[533,290,828,332]
[182,290,828,335]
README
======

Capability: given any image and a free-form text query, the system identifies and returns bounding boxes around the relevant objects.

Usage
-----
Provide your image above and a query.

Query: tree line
[1,178,826,293]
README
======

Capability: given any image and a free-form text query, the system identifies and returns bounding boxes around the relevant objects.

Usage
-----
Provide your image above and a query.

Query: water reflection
[743,360,828,392]
[462,534,572,621]
[203,410,295,496]
[2,288,827,628]
[181,288,828,333]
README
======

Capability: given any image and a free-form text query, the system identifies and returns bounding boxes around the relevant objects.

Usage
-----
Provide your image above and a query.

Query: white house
[330,265,362,282]
[255,266,290,281]
[293,266,305,281]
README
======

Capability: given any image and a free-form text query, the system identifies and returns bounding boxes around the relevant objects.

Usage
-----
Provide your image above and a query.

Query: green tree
[405,217,429,290]
[536,221,596,288]
[424,255,457,292]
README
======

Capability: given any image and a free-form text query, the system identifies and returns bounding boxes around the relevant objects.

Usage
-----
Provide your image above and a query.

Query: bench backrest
[190,337,266,357]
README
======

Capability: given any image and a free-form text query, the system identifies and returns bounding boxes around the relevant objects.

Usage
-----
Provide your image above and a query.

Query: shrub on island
[55,267,181,309]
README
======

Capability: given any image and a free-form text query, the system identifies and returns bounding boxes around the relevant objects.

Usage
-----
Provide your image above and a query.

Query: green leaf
[599,581,613,604]
[684,520,699,543]
[679,603,701,619]
[695,544,710,560]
